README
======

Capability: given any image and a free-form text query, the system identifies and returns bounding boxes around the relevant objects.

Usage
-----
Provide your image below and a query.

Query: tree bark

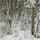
[31,7,35,35]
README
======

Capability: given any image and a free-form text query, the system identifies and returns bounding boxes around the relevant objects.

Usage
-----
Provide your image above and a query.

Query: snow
[0,0,40,40]
[0,29,40,40]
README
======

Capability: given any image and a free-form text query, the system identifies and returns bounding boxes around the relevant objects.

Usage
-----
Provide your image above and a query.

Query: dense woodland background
[0,0,40,39]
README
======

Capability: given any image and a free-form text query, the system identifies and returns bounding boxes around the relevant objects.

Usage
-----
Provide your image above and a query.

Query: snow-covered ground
[0,25,39,40]
[0,29,40,40]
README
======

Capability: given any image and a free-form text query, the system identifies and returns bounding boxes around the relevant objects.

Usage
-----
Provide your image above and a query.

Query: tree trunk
[31,7,35,35]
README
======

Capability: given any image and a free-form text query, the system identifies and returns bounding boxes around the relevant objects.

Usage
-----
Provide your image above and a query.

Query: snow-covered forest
[0,0,40,40]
